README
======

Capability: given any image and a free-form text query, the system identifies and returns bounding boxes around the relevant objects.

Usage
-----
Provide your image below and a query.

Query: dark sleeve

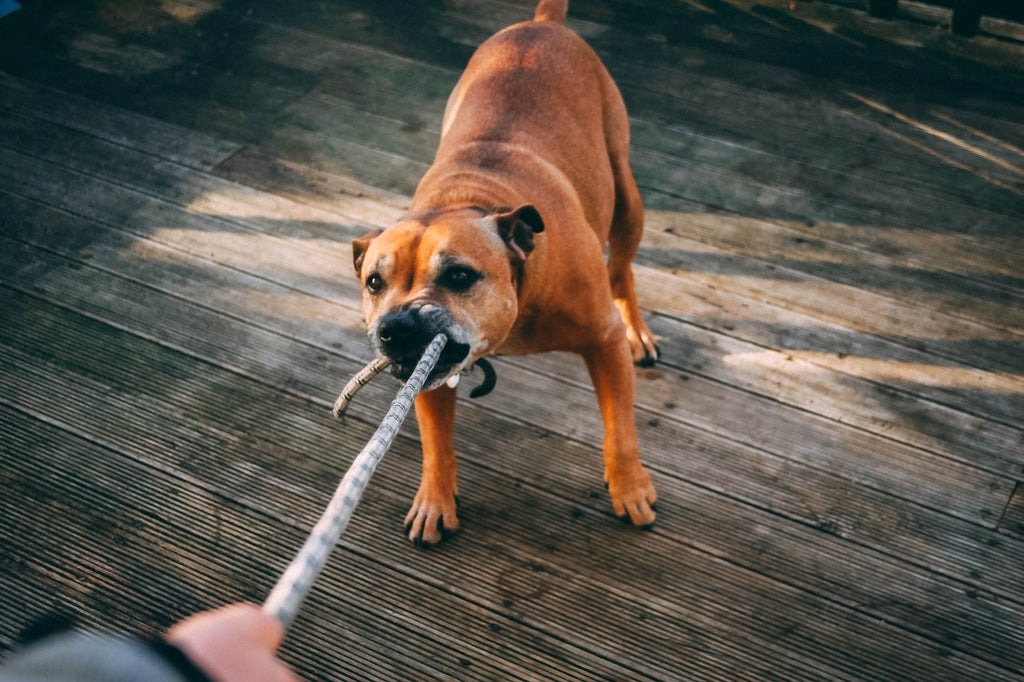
[0,631,212,682]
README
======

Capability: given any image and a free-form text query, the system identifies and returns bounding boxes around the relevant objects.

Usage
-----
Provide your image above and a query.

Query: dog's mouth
[387,338,472,388]
[371,304,476,390]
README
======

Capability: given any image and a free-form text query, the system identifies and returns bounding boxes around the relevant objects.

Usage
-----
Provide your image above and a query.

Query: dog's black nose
[377,310,421,349]
[374,306,471,382]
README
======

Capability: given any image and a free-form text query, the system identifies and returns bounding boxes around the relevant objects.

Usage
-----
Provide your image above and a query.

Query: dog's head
[352,205,544,390]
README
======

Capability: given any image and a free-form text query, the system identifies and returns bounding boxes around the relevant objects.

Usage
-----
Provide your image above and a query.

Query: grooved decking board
[0,72,241,172]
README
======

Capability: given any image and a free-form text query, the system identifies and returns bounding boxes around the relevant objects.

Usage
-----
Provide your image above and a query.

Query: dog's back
[419,1,628,241]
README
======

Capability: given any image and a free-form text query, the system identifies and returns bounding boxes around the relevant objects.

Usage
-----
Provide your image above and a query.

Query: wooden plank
[604,4,1024,114]
[628,30,1024,148]
[0,212,1010,549]
[120,20,1023,300]
[511,313,1024,479]
[492,6,1024,193]
[9,127,1024,473]
[0,575,78,653]
[260,0,1024,107]
[622,88,1024,218]
[0,70,240,171]
[650,313,1024,460]
[791,0,1024,66]
[285,91,442,165]
[212,146,411,218]
[627,111,1024,223]
[0,124,399,259]
[281,79,1024,250]
[640,205,1023,306]
[4,203,1023,609]
[16,0,1015,218]
[234,19,1024,284]
[4,157,1019,667]
[628,142,1020,239]
[625,224,1024,372]
[0,42,306,146]
[2,291,1021,679]
[494,351,1017,518]
[0,187,1007,532]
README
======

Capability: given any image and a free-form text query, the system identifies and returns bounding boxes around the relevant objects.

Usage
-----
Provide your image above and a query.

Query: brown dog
[352,0,658,545]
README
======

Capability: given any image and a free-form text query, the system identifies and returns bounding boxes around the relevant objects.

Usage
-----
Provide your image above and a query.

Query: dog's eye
[438,265,481,293]
[365,273,385,294]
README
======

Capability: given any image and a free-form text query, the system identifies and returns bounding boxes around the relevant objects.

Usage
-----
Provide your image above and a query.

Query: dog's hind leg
[600,70,659,366]
[605,143,660,365]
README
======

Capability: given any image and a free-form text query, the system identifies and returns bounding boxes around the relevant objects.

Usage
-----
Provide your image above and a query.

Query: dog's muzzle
[371,304,472,388]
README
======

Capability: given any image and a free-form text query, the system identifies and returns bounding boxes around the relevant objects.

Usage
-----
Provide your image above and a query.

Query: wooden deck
[1,0,1022,679]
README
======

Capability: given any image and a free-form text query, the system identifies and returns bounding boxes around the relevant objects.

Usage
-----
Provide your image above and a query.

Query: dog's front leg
[582,334,658,527]
[406,385,461,546]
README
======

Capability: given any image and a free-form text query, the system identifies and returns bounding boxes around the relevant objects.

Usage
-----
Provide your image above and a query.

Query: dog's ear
[352,230,382,276]
[495,205,544,264]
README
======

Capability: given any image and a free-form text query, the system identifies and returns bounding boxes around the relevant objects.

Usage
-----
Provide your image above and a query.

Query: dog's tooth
[445,374,461,389]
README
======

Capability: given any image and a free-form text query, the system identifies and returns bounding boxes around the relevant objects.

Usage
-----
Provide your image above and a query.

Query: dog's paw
[625,322,660,367]
[608,468,658,528]
[404,491,460,547]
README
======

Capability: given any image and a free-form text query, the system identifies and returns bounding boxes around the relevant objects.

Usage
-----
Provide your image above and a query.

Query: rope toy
[332,355,497,419]
[263,333,447,631]
[331,355,392,418]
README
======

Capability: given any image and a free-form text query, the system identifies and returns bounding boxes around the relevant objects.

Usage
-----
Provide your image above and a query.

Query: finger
[224,603,286,652]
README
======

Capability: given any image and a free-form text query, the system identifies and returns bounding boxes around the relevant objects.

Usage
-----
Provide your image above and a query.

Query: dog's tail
[534,0,567,24]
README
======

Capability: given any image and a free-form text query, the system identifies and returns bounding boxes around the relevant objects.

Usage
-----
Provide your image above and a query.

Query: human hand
[166,603,299,682]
